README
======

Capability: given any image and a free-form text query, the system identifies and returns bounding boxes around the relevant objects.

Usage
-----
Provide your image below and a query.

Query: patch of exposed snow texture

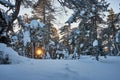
[85,34,89,37]
[80,10,85,16]
[68,39,72,43]
[89,13,94,17]
[73,47,78,58]
[93,39,98,47]
[98,24,108,28]
[80,43,84,48]
[0,57,120,80]
[30,20,45,29]
[23,31,31,46]
[13,20,22,33]
[0,43,120,80]
[46,52,51,59]
[92,6,95,12]
[49,40,55,46]
[56,50,63,54]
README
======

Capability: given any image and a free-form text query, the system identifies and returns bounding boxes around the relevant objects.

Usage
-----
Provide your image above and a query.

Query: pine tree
[59,0,109,60]
[32,0,57,55]
[0,0,35,44]
[60,24,72,54]
[106,8,120,56]
[113,6,120,56]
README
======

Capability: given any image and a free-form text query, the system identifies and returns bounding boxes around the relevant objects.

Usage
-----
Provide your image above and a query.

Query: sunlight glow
[36,48,43,56]
[104,47,109,52]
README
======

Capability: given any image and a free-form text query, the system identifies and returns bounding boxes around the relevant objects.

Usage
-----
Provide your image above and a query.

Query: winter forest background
[0,0,120,63]
[1,0,120,80]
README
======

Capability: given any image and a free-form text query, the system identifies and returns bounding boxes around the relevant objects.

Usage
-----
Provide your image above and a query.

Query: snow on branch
[66,11,79,24]
[93,39,98,47]
[0,0,15,7]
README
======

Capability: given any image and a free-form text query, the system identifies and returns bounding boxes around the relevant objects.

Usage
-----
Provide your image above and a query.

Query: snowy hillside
[0,55,120,80]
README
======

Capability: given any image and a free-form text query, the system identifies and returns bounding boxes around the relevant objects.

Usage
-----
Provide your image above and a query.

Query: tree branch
[0,0,14,7]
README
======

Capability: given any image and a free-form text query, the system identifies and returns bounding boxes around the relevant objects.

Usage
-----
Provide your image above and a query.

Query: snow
[23,30,31,46]
[98,24,108,28]
[64,49,69,59]
[93,39,98,47]
[85,34,89,37]
[0,55,120,80]
[69,39,72,44]
[73,47,78,59]
[0,0,14,7]
[80,43,84,48]
[80,10,85,16]
[92,6,95,12]
[56,50,63,54]
[89,12,94,17]
[13,22,21,33]
[49,40,55,46]
[0,43,29,64]
[0,43,120,80]
[30,20,45,29]
[45,52,51,59]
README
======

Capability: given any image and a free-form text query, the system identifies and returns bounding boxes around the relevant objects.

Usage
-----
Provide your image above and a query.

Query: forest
[0,0,120,63]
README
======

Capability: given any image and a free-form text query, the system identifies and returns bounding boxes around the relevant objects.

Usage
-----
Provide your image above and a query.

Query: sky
[107,0,120,13]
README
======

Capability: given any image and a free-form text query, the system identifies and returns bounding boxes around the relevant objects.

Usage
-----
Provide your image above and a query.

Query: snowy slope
[0,43,29,64]
[0,56,120,80]
[0,43,120,80]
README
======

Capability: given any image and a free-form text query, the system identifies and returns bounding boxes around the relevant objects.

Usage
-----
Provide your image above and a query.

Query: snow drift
[0,43,29,64]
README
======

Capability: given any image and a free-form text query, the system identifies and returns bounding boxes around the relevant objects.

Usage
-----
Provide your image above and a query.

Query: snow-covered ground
[0,43,120,80]
[0,56,120,80]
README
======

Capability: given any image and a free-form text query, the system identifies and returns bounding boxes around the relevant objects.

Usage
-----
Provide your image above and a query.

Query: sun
[36,48,43,55]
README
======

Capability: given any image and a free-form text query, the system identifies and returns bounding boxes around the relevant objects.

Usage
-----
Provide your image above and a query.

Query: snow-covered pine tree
[0,0,35,44]
[59,0,109,60]
[60,24,72,55]
[32,0,58,57]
